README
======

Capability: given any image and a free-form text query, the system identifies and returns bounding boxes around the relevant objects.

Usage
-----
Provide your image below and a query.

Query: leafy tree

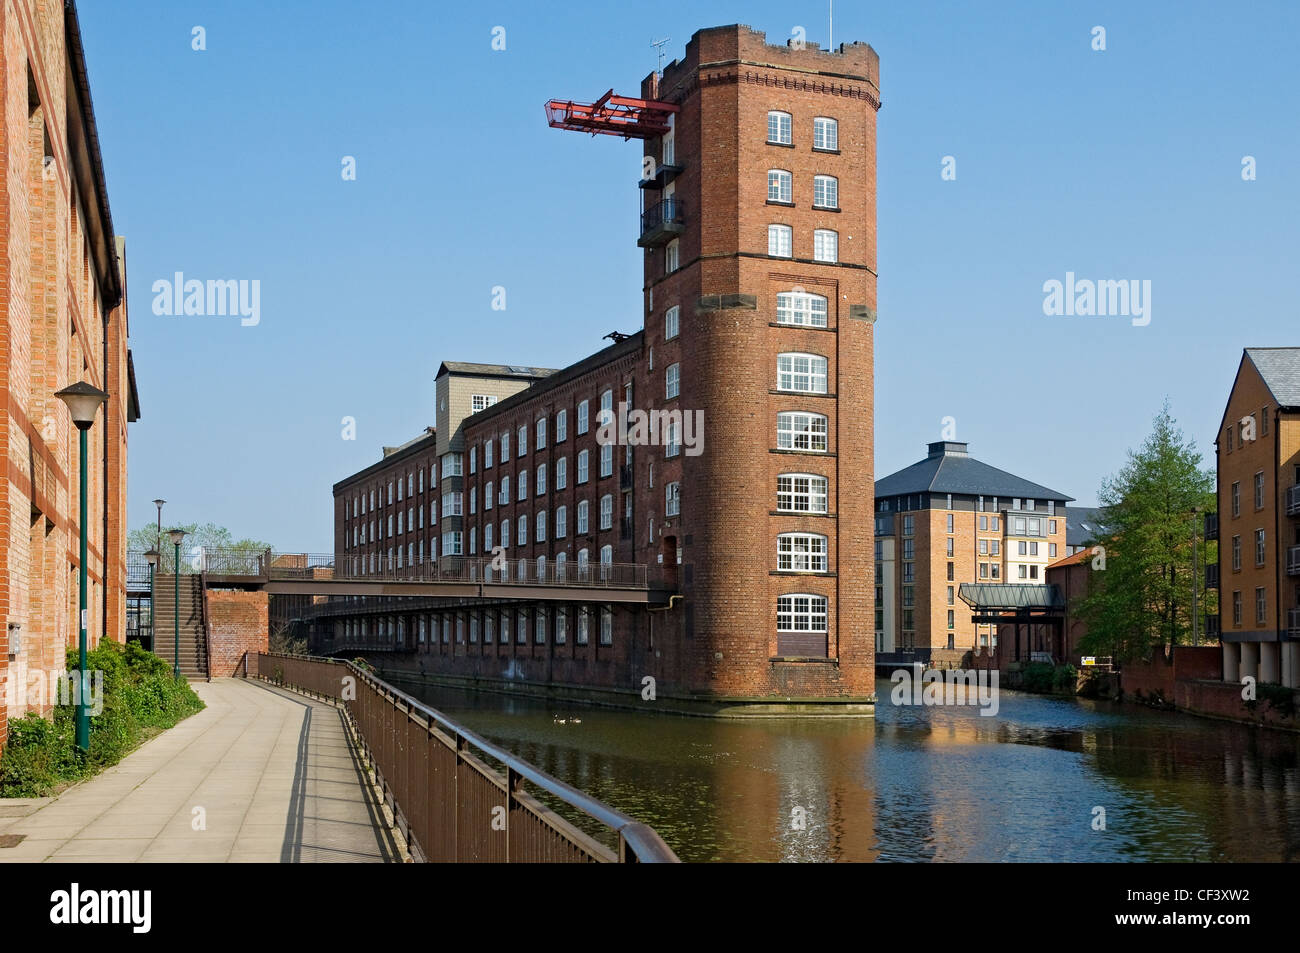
[128,521,271,574]
[1077,403,1217,662]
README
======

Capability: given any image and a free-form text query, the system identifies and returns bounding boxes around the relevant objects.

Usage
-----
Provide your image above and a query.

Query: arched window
[777,353,828,394]
[777,533,829,572]
[777,474,829,513]
[777,412,829,452]
[776,291,828,327]
[767,169,792,203]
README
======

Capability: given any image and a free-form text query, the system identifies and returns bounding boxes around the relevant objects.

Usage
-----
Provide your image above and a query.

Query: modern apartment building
[0,2,139,748]
[1208,348,1300,688]
[327,25,881,708]
[874,441,1072,663]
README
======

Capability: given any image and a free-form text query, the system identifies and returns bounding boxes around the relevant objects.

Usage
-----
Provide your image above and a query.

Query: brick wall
[206,590,268,677]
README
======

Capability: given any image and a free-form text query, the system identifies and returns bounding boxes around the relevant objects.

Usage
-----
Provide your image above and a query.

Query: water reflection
[396,677,1300,862]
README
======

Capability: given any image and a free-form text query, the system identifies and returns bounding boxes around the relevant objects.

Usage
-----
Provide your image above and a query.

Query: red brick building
[0,1,139,747]
[328,25,881,710]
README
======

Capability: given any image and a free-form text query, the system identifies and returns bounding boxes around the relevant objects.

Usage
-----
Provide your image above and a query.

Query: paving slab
[0,679,397,863]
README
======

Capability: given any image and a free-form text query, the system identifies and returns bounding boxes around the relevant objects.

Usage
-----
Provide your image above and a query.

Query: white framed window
[535,610,547,644]
[517,515,528,546]
[768,224,792,257]
[537,510,547,542]
[665,418,681,458]
[472,394,498,412]
[501,519,509,546]
[577,606,590,645]
[578,400,589,434]
[501,431,510,459]
[813,229,838,263]
[556,409,567,442]
[777,412,828,452]
[777,594,828,632]
[485,481,493,510]
[767,169,792,203]
[441,492,462,517]
[484,522,493,551]
[813,175,838,209]
[666,363,680,400]
[536,463,546,494]
[577,500,589,534]
[776,291,828,327]
[556,456,568,489]
[778,474,829,513]
[777,353,828,393]
[813,116,838,151]
[484,441,493,468]
[600,494,613,530]
[469,526,476,554]
[600,442,613,478]
[468,487,475,515]
[778,533,829,572]
[577,450,589,484]
[767,110,792,144]
[518,469,527,500]
[665,305,680,340]
[468,447,476,474]
[555,607,567,644]
[600,605,613,645]
[499,476,509,504]
[441,454,463,478]
[665,239,679,273]
[536,417,546,449]
[665,481,681,517]
[441,531,463,556]
[517,425,527,457]
[556,505,567,538]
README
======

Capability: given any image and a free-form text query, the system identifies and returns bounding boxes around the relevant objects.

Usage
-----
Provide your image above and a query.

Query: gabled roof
[875,441,1073,502]
[1245,348,1300,409]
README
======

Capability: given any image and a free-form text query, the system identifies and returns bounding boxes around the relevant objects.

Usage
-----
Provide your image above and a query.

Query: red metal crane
[544,88,678,140]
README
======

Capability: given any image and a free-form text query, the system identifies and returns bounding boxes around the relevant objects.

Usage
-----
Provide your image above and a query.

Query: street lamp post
[169,529,187,679]
[55,381,108,754]
[1191,507,1200,648]
[143,549,160,651]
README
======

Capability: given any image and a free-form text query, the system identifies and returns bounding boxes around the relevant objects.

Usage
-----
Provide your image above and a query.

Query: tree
[1077,403,1217,663]
[128,521,271,574]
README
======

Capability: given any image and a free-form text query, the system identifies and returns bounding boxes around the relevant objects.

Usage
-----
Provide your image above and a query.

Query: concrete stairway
[152,574,209,680]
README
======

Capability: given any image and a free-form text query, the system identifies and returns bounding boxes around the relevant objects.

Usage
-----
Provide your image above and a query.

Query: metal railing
[639,197,684,237]
[1288,545,1300,577]
[254,653,678,863]
[268,553,651,589]
[1205,563,1220,589]
[1287,485,1300,517]
[1288,608,1300,639]
[1204,512,1219,541]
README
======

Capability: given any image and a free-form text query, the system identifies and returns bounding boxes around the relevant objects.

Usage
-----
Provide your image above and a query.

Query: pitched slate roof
[435,361,558,380]
[1245,348,1300,409]
[875,442,1073,502]
[1066,506,1109,547]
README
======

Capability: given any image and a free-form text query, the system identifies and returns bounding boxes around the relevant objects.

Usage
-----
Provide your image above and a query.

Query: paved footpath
[0,679,398,863]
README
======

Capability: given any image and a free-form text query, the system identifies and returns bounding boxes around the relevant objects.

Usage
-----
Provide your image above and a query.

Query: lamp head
[168,529,186,546]
[143,549,160,567]
[54,381,108,429]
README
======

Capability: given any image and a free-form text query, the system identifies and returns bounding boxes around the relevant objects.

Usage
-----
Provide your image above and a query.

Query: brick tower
[638,25,880,701]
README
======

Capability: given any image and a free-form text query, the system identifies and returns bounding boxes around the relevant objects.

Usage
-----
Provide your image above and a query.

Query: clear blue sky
[77,0,1299,550]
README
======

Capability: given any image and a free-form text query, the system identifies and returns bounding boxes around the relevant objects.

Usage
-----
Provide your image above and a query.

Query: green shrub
[0,640,205,797]
[1021,662,1055,693]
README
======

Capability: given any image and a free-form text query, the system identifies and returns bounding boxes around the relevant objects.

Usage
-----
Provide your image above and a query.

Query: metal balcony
[1289,608,1300,639]
[1287,484,1300,516]
[1288,545,1300,577]
[638,197,685,247]
[1204,512,1219,541]
[1205,613,1221,639]
[1205,563,1219,589]
[638,162,684,190]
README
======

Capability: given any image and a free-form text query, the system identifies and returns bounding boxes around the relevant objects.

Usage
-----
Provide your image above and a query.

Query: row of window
[1229,588,1271,626]
[1228,530,1269,570]
[766,224,838,263]
[1228,471,1282,516]
[766,170,840,209]
[879,496,1058,515]
[1224,409,1269,451]
[342,605,616,647]
[766,112,839,151]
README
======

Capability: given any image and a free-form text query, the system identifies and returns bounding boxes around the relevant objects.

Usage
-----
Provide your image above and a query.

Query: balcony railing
[1204,512,1219,541]
[637,197,685,247]
[1287,484,1300,517]
[1205,613,1221,639]
[1288,545,1300,577]
[1289,608,1300,639]
[271,553,652,590]
[1205,563,1219,589]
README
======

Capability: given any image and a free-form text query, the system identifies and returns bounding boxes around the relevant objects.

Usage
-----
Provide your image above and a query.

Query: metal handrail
[256,652,679,863]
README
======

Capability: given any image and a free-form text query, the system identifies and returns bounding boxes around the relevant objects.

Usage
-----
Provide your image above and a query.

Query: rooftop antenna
[651,36,670,77]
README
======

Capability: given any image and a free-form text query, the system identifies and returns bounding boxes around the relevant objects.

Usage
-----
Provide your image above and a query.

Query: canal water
[403,679,1300,862]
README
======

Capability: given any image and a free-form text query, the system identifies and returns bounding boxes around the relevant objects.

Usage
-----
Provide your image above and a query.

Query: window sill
[770,510,835,518]
[812,205,842,213]
[766,199,796,208]
[766,140,796,149]
[769,570,836,577]
[769,322,834,332]
[770,389,836,399]
[770,449,835,457]
[812,147,841,155]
